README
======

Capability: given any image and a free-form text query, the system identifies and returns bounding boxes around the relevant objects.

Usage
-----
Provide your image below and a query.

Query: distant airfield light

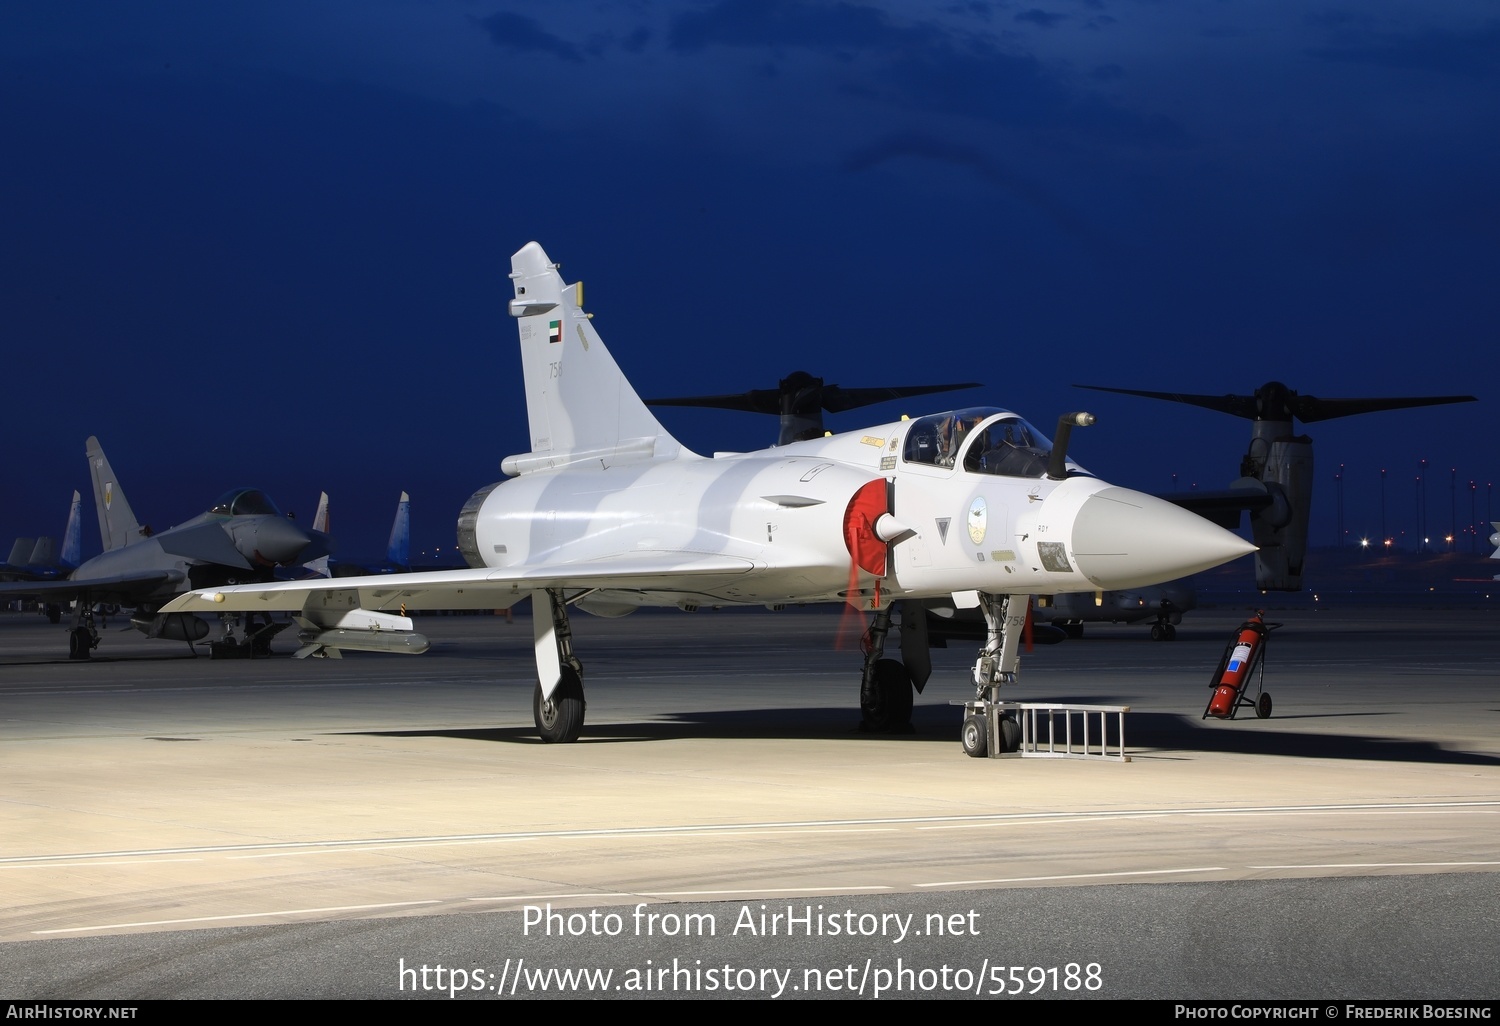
[1360,538,1370,549]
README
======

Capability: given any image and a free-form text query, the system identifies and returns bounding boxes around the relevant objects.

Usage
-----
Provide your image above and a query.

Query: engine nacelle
[1250,437,1312,591]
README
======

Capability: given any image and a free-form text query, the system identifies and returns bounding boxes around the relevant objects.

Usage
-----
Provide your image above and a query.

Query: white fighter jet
[162,242,1254,744]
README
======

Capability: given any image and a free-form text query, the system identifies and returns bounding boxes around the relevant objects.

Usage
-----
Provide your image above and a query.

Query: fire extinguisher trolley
[1203,611,1282,720]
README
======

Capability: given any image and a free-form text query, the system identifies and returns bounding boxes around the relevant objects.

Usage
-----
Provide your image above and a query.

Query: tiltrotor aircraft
[1076,382,1476,591]
[163,242,1254,743]
[0,437,322,658]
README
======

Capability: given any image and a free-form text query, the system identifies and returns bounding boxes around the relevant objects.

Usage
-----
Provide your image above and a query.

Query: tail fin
[7,538,34,567]
[28,537,55,567]
[60,490,82,568]
[504,242,691,474]
[386,491,411,568]
[86,436,143,551]
[311,492,330,534]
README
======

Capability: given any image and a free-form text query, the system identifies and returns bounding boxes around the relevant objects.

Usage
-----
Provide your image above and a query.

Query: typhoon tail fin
[503,242,690,474]
[86,437,143,551]
[386,491,411,568]
[311,492,330,534]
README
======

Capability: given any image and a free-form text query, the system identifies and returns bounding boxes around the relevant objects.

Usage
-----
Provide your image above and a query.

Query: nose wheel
[961,709,1020,758]
[956,593,1029,759]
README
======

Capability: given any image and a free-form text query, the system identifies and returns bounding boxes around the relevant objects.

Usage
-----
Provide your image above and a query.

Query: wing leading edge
[159,553,764,616]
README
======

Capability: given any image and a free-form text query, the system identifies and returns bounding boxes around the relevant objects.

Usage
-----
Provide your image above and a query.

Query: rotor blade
[1289,394,1476,423]
[647,381,982,417]
[643,389,782,414]
[1076,384,1476,424]
[1074,385,1260,419]
[822,382,982,413]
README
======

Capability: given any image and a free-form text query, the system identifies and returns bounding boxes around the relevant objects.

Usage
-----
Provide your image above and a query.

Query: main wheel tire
[1150,624,1165,641]
[998,712,1022,753]
[862,658,914,732]
[1164,624,1177,640]
[1256,692,1273,719]
[534,667,586,743]
[961,714,988,758]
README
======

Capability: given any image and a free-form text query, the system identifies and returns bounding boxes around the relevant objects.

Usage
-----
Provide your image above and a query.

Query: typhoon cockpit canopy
[208,488,284,517]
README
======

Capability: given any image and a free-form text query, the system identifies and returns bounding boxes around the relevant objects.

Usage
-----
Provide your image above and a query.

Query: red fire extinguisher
[1204,612,1278,720]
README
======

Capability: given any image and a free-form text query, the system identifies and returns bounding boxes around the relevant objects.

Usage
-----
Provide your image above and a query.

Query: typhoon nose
[250,517,313,565]
[1069,486,1255,589]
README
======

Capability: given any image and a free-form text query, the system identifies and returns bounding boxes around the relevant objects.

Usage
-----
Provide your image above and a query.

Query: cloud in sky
[476,11,584,62]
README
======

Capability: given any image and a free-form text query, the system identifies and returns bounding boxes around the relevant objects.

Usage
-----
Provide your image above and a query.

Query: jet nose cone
[252,517,313,565]
[1070,487,1255,589]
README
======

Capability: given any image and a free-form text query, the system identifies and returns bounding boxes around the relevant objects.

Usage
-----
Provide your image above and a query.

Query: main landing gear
[533,589,586,743]
[68,603,99,660]
[856,603,932,733]
[209,612,291,659]
[959,592,1028,758]
[1150,605,1178,641]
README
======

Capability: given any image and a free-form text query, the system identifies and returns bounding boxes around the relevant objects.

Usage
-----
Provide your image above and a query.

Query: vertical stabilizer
[86,436,143,551]
[60,491,82,568]
[386,491,411,568]
[312,492,330,535]
[7,539,35,567]
[507,242,690,468]
[28,537,56,567]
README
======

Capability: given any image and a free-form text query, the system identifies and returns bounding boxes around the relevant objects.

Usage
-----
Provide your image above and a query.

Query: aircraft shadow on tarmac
[344,704,1500,766]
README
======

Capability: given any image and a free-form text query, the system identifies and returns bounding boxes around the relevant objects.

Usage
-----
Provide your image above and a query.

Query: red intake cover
[843,479,889,578]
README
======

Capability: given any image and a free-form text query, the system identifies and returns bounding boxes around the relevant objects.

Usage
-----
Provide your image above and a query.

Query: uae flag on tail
[548,320,563,344]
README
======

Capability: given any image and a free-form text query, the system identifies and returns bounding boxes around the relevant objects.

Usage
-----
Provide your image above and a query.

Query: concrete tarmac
[1,604,1497,999]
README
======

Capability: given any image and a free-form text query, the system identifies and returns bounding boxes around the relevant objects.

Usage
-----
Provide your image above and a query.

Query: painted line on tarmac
[917,867,1228,887]
[0,858,203,871]
[5,800,1497,866]
[1250,861,1500,869]
[33,899,443,935]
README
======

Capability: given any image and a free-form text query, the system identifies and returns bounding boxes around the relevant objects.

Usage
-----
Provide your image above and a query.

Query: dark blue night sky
[3,2,1495,564]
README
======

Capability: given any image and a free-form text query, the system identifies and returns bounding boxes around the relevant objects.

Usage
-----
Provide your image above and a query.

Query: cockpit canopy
[902,408,1077,479]
[208,488,283,517]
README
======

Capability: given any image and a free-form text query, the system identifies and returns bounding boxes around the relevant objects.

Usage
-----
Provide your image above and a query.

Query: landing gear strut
[1150,607,1177,641]
[210,612,291,658]
[959,592,1028,758]
[858,604,914,733]
[532,589,585,743]
[68,603,98,660]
